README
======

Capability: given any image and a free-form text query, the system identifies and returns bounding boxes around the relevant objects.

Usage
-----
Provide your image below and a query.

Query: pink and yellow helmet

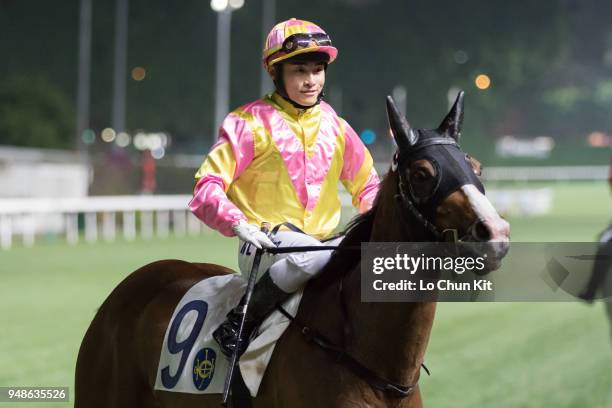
[262,18,338,71]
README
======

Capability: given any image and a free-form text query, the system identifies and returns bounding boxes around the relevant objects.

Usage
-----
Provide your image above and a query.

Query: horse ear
[438,90,464,141]
[386,95,417,152]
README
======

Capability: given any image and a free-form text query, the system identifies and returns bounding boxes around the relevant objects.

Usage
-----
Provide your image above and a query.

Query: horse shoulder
[255,280,350,406]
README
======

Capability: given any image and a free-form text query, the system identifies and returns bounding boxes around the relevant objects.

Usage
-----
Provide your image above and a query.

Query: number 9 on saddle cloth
[237,224,344,294]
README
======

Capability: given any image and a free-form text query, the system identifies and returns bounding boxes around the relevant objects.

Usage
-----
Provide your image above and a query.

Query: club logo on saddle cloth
[154,273,303,396]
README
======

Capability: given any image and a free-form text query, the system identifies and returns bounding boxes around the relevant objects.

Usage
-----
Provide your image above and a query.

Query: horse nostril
[473,221,491,241]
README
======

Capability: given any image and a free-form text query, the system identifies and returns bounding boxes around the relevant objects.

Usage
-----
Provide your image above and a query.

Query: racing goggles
[281,33,332,53]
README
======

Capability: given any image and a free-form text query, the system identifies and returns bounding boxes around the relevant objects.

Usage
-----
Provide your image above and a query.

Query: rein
[265,245,351,254]
[275,305,429,399]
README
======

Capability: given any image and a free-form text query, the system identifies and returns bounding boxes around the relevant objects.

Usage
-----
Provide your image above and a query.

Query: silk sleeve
[188,112,255,236]
[339,119,380,213]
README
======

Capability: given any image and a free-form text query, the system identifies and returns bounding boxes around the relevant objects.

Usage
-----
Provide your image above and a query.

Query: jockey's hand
[232,220,276,249]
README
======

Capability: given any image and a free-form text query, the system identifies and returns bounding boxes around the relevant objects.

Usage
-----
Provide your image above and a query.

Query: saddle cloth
[154,273,302,397]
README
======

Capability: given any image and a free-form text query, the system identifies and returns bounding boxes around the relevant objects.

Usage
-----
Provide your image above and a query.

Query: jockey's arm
[339,119,380,213]
[189,114,252,237]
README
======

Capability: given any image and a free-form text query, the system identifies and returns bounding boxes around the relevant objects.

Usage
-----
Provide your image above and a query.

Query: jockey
[189,18,380,356]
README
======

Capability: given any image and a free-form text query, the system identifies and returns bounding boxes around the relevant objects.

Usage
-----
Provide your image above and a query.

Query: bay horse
[75,92,510,407]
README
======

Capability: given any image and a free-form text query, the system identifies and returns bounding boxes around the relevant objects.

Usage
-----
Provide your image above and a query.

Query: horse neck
[344,171,437,386]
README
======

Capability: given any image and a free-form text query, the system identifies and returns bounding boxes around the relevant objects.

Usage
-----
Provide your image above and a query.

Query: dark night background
[1,0,610,187]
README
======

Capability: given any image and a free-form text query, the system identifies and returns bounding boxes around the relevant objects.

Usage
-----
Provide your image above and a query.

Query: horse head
[385,91,510,270]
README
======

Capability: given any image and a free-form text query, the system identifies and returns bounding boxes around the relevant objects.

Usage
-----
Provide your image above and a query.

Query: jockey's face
[282,61,326,106]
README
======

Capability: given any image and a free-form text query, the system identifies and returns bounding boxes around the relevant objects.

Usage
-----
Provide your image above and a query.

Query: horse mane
[310,165,405,289]
[311,202,378,288]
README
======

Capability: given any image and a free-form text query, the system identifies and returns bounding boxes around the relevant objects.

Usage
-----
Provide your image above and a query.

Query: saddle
[153,269,305,397]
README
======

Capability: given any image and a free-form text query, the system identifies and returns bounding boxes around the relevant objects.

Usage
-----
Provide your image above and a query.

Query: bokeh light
[101,128,116,143]
[475,74,491,90]
[131,66,146,81]
[454,50,468,64]
[151,147,165,159]
[133,132,169,151]
[229,0,245,9]
[210,0,229,12]
[81,129,96,145]
[360,129,376,145]
[115,132,131,147]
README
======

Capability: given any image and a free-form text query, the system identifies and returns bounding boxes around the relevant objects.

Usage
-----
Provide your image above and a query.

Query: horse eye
[411,169,428,183]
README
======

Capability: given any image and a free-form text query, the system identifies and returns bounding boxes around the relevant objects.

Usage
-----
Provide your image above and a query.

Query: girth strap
[276,305,429,399]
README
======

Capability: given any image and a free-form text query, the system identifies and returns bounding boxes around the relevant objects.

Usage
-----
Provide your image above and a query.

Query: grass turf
[0,181,610,407]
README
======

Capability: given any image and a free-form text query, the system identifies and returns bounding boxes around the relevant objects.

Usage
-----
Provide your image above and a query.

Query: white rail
[0,195,204,249]
[481,165,609,181]
[0,186,552,250]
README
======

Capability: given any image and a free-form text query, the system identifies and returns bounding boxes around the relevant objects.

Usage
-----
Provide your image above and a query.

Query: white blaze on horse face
[461,184,510,243]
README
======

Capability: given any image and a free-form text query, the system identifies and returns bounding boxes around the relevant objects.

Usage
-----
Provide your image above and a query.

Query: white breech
[237,230,344,293]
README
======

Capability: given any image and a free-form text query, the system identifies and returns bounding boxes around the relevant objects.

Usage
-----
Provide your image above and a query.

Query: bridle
[392,136,486,243]
[394,154,446,242]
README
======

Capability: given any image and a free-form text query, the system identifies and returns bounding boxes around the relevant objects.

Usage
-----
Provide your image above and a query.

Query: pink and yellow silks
[189,93,380,240]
